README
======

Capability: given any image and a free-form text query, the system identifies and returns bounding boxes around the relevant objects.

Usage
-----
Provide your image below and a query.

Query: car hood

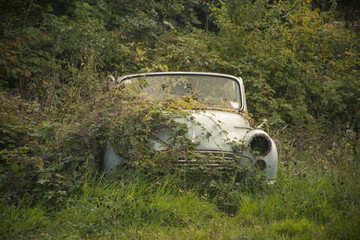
[150,110,252,151]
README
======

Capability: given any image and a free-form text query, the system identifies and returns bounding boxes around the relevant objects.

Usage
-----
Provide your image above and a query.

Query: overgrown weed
[1,78,359,238]
[1,128,359,239]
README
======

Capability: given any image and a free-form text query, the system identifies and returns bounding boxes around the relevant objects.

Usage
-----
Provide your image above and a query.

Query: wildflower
[258,196,261,199]
[347,143,351,146]
[202,205,207,207]
[321,226,324,230]
[185,213,189,216]
[189,218,192,222]
[231,213,234,217]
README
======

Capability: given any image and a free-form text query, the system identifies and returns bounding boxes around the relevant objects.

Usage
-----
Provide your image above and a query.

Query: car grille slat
[173,150,238,168]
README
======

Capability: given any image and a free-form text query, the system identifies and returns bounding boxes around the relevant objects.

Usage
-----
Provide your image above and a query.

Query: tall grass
[1,133,359,239]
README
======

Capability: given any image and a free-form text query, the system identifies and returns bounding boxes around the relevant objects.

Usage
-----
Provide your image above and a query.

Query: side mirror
[257,119,268,129]
[107,75,116,86]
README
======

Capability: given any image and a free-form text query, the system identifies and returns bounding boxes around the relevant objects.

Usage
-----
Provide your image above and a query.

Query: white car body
[104,72,278,180]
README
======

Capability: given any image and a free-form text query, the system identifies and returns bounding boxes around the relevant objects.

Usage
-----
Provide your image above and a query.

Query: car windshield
[123,74,242,110]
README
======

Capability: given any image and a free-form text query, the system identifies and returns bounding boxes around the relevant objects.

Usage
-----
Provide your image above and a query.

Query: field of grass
[1,133,359,240]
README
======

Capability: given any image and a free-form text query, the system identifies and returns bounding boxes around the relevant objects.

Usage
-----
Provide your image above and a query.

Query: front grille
[173,150,238,168]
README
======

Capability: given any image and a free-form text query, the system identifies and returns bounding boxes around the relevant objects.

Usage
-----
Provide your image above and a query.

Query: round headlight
[255,159,267,171]
[249,134,271,156]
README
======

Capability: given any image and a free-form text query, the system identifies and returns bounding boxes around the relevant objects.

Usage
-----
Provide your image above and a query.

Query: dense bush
[0,0,359,207]
[211,0,359,129]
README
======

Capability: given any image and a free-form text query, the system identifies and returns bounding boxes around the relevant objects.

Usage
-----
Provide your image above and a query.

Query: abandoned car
[103,72,278,180]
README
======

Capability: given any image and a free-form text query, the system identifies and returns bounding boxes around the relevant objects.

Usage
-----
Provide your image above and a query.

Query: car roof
[118,72,240,82]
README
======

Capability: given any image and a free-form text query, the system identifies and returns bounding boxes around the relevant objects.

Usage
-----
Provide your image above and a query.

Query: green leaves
[212,0,360,129]
[0,0,359,207]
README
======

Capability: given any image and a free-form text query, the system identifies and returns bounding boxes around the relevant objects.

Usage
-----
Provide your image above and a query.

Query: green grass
[1,145,359,240]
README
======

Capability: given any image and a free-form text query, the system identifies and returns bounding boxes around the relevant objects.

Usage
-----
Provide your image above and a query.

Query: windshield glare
[127,74,241,110]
